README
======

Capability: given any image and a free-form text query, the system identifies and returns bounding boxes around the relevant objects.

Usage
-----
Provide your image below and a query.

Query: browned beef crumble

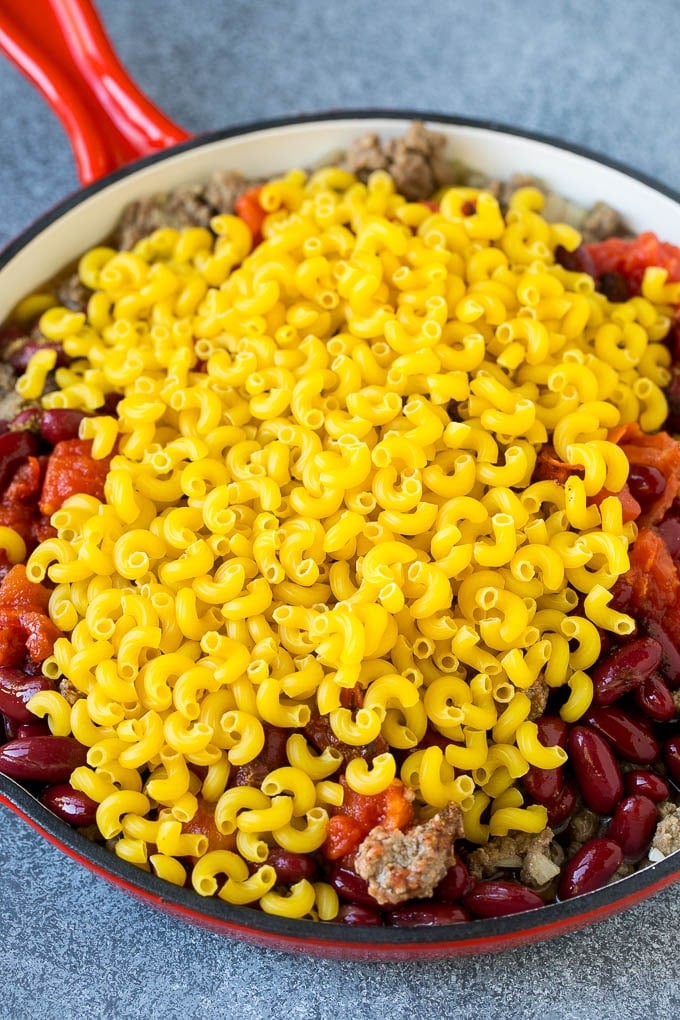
[354,802,464,905]
[344,121,458,202]
[526,679,550,721]
[113,171,260,251]
[467,828,561,888]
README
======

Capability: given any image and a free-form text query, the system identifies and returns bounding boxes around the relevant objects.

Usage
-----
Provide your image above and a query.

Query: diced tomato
[0,564,50,613]
[39,439,110,515]
[3,456,45,504]
[584,232,680,294]
[532,444,583,486]
[608,423,680,526]
[625,527,680,642]
[234,186,267,245]
[324,815,365,860]
[0,565,60,666]
[589,483,642,523]
[321,778,414,860]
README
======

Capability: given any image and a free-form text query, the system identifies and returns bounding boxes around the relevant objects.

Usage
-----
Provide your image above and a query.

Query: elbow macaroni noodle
[17,149,673,920]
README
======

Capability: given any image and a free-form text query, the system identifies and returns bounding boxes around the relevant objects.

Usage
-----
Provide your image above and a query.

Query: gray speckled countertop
[1,1,680,1016]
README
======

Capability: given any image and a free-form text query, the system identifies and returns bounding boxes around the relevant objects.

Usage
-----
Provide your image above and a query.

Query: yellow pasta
[12,138,680,922]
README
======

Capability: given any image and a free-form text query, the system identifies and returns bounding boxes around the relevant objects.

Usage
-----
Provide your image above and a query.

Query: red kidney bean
[644,620,680,689]
[266,848,317,884]
[0,430,39,495]
[39,409,88,445]
[435,859,474,902]
[634,673,676,723]
[557,838,623,899]
[7,339,69,373]
[463,880,544,918]
[329,865,382,908]
[544,780,578,828]
[535,715,569,749]
[659,513,680,560]
[1,712,20,741]
[0,668,56,723]
[624,770,670,803]
[337,904,383,926]
[39,783,98,826]
[591,638,662,706]
[554,244,596,276]
[0,735,87,782]
[386,903,471,927]
[627,465,667,511]
[606,794,658,858]
[16,720,51,739]
[582,707,660,765]
[568,726,624,814]
[664,735,680,785]
[523,764,565,805]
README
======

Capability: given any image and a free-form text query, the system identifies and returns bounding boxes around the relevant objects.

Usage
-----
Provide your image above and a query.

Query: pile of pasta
[19,165,677,920]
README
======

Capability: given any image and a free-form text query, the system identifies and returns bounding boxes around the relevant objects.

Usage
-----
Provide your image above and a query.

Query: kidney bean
[40,783,98,827]
[0,735,87,782]
[557,838,623,899]
[7,339,68,373]
[634,673,676,723]
[463,880,544,918]
[39,409,88,445]
[523,764,565,805]
[590,638,662,706]
[16,721,51,739]
[658,513,680,560]
[554,244,596,276]
[544,780,578,828]
[0,430,39,495]
[535,715,569,749]
[386,903,471,927]
[0,668,56,723]
[626,465,666,512]
[337,904,383,926]
[568,726,624,814]
[1,712,19,741]
[582,707,660,765]
[663,735,680,786]
[606,794,658,858]
[435,859,474,902]
[644,620,680,689]
[624,770,670,803]
[266,848,318,884]
[329,865,382,909]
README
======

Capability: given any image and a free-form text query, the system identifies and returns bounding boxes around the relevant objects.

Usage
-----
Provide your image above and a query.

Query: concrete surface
[1,1,679,1016]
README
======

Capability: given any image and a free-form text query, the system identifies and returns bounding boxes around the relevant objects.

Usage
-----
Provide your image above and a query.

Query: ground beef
[0,363,22,421]
[58,676,83,706]
[56,272,92,313]
[648,804,680,861]
[353,802,463,905]
[526,679,549,721]
[580,200,630,243]
[565,806,600,857]
[113,170,257,251]
[467,828,561,888]
[345,121,457,202]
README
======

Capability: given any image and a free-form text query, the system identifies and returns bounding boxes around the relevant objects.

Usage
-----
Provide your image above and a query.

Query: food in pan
[0,123,679,926]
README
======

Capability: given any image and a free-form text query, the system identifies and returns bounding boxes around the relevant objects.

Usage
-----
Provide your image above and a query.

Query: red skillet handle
[0,0,190,185]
